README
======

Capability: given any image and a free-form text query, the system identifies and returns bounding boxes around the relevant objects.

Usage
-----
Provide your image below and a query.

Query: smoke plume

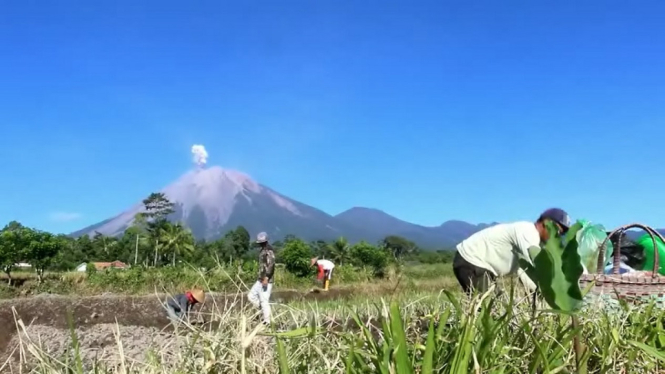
[191,144,208,168]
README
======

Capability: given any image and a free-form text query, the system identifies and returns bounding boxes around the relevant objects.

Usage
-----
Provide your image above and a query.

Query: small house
[75,261,129,272]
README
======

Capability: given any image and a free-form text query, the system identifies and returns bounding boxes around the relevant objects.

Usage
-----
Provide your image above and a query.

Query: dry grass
[3,279,665,373]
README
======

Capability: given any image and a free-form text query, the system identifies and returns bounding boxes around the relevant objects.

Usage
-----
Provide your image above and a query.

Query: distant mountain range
[73,165,663,249]
[72,166,496,249]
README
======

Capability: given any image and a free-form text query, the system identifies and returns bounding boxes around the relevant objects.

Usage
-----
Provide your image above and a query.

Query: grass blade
[389,301,413,374]
[628,340,665,362]
[275,337,290,374]
[421,316,435,374]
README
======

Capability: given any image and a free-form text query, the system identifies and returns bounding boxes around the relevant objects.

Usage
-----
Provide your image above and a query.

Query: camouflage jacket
[258,245,275,282]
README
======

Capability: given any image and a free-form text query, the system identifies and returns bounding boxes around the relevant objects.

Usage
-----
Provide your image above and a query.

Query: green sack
[637,233,665,275]
[575,219,613,273]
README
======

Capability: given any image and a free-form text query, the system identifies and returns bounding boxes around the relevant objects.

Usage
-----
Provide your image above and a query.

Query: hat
[538,208,571,233]
[311,257,318,266]
[190,289,205,303]
[256,232,268,243]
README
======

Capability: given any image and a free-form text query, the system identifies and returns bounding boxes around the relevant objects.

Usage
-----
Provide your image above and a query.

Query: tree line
[0,192,454,284]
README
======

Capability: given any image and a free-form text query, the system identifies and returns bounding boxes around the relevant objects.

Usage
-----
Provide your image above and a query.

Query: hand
[261,277,268,291]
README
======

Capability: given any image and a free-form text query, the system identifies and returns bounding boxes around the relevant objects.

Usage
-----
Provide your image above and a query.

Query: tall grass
[4,280,665,373]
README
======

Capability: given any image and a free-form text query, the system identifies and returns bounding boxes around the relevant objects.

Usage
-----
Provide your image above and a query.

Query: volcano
[73,166,372,242]
[73,166,493,248]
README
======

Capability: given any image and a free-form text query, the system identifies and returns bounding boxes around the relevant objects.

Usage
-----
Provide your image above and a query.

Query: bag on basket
[637,233,665,276]
[610,233,646,271]
[576,220,612,273]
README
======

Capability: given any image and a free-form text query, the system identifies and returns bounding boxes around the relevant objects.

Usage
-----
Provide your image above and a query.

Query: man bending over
[453,208,571,294]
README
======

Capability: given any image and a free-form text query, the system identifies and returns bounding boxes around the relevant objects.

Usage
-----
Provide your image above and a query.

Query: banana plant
[519,220,585,312]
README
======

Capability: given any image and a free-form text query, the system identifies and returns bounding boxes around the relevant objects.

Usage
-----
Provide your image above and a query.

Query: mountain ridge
[75,165,661,249]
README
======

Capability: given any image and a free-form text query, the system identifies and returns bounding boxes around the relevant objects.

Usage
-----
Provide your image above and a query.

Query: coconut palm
[329,237,351,266]
[156,222,195,266]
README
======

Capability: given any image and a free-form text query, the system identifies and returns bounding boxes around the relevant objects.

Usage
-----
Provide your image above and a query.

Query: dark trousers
[453,251,496,295]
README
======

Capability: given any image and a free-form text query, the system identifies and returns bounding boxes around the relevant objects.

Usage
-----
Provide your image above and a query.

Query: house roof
[91,261,129,270]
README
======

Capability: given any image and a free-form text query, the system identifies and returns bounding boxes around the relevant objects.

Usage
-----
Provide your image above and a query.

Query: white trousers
[247,281,273,323]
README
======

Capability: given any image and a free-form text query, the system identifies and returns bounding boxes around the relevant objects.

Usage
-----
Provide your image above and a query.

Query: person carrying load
[165,288,206,323]
[311,257,335,291]
[453,208,571,295]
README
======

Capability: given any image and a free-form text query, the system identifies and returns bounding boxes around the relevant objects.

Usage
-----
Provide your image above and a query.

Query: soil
[0,288,357,370]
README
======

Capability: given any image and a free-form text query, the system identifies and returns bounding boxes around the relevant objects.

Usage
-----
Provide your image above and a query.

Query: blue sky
[1,0,663,234]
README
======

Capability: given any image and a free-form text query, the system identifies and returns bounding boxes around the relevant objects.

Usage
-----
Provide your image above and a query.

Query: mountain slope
[334,208,496,248]
[73,167,372,243]
[74,166,500,248]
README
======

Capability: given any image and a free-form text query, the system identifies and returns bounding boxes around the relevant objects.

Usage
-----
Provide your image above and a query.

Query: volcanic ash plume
[191,144,208,168]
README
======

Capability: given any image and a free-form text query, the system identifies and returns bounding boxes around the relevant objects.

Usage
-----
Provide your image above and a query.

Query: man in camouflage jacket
[247,231,275,325]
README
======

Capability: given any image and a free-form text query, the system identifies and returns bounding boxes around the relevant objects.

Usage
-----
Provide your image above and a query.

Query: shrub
[350,241,388,277]
[280,238,313,278]
[85,263,96,275]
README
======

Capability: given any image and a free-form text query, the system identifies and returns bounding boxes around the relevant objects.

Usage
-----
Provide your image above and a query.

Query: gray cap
[256,232,268,243]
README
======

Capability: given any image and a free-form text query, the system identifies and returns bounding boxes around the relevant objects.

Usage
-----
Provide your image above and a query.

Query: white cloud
[49,212,82,222]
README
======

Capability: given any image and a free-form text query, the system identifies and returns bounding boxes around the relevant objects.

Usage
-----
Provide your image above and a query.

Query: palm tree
[156,223,195,266]
[92,232,118,260]
[329,237,351,266]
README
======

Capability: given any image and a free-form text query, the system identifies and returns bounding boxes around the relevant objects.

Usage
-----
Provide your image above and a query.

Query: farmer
[247,231,275,326]
[165,288,205,323]
[453,208,571,295]
[311,257,335,291]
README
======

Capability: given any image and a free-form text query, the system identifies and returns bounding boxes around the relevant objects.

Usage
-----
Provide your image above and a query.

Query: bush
[350,241,388,277]
[85,263,96,275]
[280,238,313,278]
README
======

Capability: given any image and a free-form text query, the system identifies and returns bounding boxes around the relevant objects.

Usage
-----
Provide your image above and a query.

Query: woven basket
[579,223,665,301]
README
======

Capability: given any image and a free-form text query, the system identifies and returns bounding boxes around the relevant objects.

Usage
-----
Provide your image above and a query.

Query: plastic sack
[636,233,665,275]
[576,219,613,274]
[611,234,646,270]
[603,262,635,274]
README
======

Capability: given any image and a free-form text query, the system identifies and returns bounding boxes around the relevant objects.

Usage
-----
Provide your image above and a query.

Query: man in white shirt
[311,257,335,291]
[453,208,571,294]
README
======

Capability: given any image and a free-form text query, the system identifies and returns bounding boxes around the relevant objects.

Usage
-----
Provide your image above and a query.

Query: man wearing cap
[452,208,571,294]
[248,231,275,325]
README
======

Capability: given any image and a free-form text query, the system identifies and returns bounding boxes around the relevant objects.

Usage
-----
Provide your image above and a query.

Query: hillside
[73,166,502,249]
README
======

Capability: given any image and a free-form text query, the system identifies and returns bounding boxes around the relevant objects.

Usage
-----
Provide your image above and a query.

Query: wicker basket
[579,223,665,301]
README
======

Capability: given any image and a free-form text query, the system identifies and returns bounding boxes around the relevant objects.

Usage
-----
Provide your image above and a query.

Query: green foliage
[24,230,64,283]
[86,262,97,275]
[350,241,388,276]
[156,222,195,266]
[0,227,29,283]
[141,192,175,221]
[224,226,251,259]
[309,240,330,258]
[381,235,417,260]
[280,238,313,277]
[328,237,351,266]
[520,220,585,312]
[0,190,456,295]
